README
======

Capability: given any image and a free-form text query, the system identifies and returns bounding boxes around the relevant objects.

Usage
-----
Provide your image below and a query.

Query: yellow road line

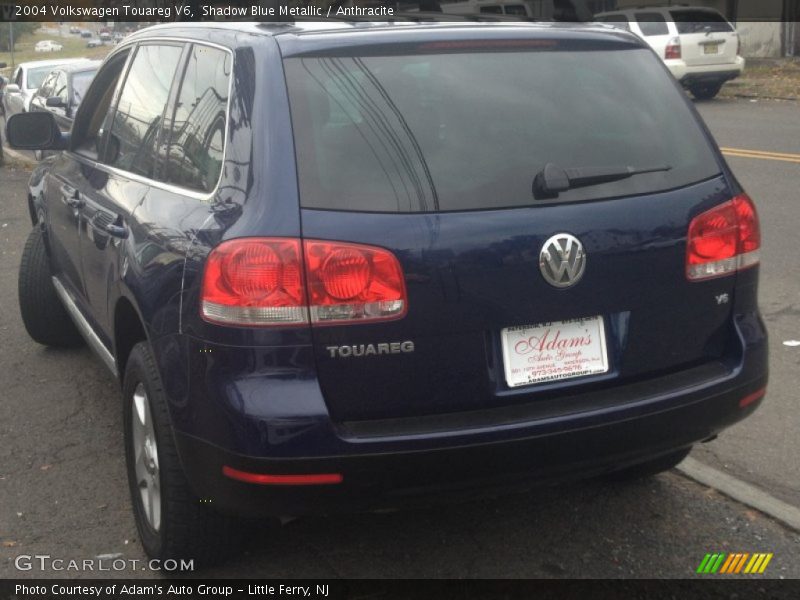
[721,147,800,164]
[721,147,800,160]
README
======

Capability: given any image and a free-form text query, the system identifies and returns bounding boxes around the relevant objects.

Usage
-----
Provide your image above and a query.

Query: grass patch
[1,30,111,76]
[720,60,800,100]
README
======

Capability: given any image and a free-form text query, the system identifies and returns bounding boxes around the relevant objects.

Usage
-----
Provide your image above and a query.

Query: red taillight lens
[201,238,407,326]
[686,194,760,281]
[665,37,682,60]
[733,195,761,256]
[305,240,407,325]
[201,238,306,326]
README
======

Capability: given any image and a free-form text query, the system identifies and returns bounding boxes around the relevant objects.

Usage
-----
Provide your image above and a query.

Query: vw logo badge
[539,233,586,288]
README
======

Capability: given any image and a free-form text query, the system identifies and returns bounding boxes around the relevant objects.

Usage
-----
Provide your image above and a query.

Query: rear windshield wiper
[532,163,672,199]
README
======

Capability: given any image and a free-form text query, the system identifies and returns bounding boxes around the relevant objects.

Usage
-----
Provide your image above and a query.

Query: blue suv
[7,20,768,566]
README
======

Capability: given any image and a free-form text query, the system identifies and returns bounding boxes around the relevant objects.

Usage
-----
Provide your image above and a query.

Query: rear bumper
[176,373,766,517]
[168,312,768,518]
[666,56,745,85]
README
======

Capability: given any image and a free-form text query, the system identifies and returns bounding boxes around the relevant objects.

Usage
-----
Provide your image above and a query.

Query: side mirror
[0,62,7,68]
[5,112,66,151]
[6,83,20,93]
[46,96,66,108]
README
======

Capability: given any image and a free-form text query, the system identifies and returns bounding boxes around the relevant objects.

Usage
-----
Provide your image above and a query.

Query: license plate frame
[501,316,609,388]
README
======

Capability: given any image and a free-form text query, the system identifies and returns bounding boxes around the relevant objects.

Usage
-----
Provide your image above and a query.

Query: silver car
[3,58,90,118]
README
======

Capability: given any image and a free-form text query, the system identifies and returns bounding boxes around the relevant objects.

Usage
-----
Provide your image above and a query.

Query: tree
[0,23,39,53]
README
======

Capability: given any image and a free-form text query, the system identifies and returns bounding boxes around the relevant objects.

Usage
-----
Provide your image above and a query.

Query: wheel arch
[27,193,37,227]
[114,295,149,384]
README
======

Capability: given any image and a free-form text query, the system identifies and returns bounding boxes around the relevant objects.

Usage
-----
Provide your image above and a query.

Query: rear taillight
[665,37,682,60]
[201,238,306,326]
[686,194,760,281]
[201,238,407,326]
[304,240,407,325]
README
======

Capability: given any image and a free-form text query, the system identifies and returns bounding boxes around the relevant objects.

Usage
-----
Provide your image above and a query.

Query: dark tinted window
[670,10,734,34]
[71,70,96,107]
[71,51,130,159]
[162,44,231,193]
[635,13,669,36]
[285,48,721,213]
[106,44,183,177]
[480,6,503,14]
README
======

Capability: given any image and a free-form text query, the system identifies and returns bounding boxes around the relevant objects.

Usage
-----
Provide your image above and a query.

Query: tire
[690,83,723,101]
[123,342,243,567]
[18,227,84,347]
[605,447,692,482]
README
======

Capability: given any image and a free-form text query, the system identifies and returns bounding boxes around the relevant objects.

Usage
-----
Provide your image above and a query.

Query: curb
[721,93,800,102]
[677,457,800,533]
[1,145,36,166]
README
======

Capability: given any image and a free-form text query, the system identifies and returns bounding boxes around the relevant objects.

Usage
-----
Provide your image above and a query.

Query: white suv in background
[595,6,744,100]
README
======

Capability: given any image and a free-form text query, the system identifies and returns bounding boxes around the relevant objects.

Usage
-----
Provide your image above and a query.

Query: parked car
[28,61,100,158]
[6,21,767,567]
[595,6,745,99]
[86,39,103,49]
[2,58,90,118]
[69,26,81,35]
[34,40,64,53]
[80,30,93,39]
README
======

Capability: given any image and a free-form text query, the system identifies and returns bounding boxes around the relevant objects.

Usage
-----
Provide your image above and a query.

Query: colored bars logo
[696,553,773,574]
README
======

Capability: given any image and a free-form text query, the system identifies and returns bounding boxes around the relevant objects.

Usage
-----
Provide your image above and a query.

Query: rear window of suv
[635,13,670,36]
[285,46,721,213]
[670,10,734,34]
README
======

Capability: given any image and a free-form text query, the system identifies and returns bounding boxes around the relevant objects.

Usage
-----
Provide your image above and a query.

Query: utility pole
[9,21,14,69]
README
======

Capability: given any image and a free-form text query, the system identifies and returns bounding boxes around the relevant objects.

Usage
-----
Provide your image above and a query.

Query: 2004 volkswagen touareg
[7,20,768,566]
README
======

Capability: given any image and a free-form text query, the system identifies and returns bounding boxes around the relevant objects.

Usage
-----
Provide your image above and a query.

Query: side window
[13,68,22,87]
[70,70,95,108]
[71,50,131,159]
[105,44,184,178]
[54,72,68,103]
[479,6,503,14]
[162,44,231,193]
[635,13,669,36]
[37,72,57,99]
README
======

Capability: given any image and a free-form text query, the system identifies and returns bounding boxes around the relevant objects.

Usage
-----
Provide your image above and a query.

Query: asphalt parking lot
[1,98,799,579]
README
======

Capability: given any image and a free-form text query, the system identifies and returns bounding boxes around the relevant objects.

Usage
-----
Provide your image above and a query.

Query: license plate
[501,316,609,388]
[704,44,720,54]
